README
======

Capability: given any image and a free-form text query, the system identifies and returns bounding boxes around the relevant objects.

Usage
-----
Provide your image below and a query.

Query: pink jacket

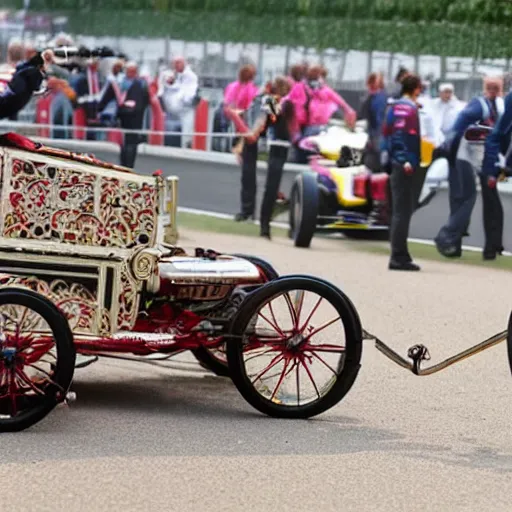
[224,80,259,111]
[285,81,356,128]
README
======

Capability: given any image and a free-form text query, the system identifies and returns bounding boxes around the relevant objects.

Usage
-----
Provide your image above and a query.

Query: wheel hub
[287,333,306,349]
[1,346,17,368]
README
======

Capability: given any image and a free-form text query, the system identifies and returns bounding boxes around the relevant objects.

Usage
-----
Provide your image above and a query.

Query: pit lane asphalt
[92,151,512,251]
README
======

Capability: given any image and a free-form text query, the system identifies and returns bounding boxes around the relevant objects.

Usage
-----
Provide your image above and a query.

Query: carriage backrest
[0,145,162,254]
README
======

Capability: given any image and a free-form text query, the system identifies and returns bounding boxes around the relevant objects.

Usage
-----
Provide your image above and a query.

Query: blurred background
[2,1,512,106]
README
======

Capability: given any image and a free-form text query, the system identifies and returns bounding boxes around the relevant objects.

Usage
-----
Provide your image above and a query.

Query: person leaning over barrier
[0,53,47,120]
[480,87,512,260]
[225,77,298,239]
[381,74,423,272]
[228,80,273,222]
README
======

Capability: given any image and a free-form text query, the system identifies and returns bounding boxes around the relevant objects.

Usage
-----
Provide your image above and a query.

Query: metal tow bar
[362,328,508,376]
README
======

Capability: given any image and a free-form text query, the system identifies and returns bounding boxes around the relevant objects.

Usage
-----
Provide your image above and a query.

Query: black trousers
[389,163,423,264]
[260,145,289,230]
[479,175,504,255]
[120,134,140,169]
[240,141,259,217]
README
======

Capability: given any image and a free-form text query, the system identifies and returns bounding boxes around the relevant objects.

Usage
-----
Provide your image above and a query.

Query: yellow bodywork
[329,168,368,207]
[420,137,435,167]
[310,120,435,210]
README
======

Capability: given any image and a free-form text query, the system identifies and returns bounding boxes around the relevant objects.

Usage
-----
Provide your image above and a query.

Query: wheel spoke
[309,351,339,375]
[304,343,345,354]
[284,291,305,330]
[299,297,323,334]
[251,354,285,385]
[16,307,29,341]
[244,347,281,364]
[15,368,46,396]
[296,362,300,407]
[300,357,321,400]
[267,301,284,336]
[258,310,285,337]
[270,356,291,401]
[305,317,341,340]
[27,363,61,389]
[293,290,305,328]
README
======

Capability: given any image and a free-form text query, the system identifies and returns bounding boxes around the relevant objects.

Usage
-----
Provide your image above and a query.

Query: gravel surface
[2,230,512,511]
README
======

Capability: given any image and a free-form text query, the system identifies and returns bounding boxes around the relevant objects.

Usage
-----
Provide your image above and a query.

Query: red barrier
[192,99,209,150]
[107,126,123,146]
[148,91,165,146]
[35,94,53,138]
[73,108,87,140]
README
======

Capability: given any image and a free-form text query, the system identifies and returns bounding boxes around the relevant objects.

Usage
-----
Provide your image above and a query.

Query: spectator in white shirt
[431,83,463,144]
[168,56,199,148]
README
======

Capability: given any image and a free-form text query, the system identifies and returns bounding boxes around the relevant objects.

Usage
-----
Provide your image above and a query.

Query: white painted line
[177,206,512,256]
[178,206,288,229]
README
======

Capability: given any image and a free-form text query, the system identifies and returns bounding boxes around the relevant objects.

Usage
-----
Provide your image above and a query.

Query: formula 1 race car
[288,120,447,248]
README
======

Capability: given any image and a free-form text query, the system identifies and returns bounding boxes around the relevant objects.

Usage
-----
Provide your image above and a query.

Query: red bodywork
[73,262,271,357]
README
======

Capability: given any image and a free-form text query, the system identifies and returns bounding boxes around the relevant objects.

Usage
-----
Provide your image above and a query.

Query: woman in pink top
[224,64,259,111]
[285,65,356,162]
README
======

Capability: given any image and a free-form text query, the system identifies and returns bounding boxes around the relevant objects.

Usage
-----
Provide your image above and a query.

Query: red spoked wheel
[192,254,279,378]
[226,276,362,418]
[0,288,75,432]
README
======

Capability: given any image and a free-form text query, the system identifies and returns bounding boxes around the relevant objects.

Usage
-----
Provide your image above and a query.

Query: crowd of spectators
[0,36,205,162]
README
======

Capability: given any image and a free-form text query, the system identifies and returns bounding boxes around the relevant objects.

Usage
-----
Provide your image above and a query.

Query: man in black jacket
[0,54,45,120]
[97,61,150,168]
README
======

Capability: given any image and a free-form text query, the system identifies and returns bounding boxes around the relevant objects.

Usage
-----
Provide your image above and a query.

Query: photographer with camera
[0,52,48,120]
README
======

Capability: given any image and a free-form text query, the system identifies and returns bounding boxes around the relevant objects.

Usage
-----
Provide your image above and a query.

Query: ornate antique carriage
[0,133,365,432]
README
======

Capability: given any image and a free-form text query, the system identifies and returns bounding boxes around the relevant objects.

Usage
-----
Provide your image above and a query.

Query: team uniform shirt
[380,97,421,168]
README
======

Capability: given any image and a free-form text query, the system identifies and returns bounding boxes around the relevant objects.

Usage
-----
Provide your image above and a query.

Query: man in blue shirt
[434,78,504,258]
[360,72,388,171]
[480,86,512,259]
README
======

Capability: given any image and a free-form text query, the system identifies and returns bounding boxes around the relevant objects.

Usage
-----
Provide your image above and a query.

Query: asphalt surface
[91,150,512,251]
[2,229,512,511]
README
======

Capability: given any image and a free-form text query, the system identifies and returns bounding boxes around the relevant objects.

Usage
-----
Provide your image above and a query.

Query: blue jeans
[435,159,477,252]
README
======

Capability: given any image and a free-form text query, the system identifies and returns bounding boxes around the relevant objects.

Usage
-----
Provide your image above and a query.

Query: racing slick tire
[288,172,319,248]
[192,254,279,377]
[342,229,390,241]
[226,275,363,419]
[0,288,75,432]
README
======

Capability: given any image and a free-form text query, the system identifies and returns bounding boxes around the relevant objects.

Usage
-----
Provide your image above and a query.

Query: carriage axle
[363,329,508,376]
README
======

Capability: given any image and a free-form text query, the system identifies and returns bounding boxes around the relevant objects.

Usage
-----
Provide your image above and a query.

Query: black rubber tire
[0,288,75,433]
[289,172,319,248]
[192,254,279,377]
[343,229,390,241]
[506,311,512,377]
[226,275,363,419]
